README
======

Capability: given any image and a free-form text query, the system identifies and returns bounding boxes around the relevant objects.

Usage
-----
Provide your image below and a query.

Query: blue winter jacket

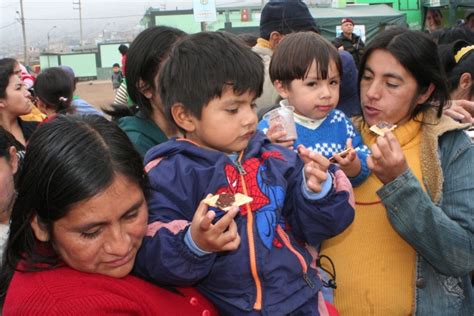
[134,131,354,315]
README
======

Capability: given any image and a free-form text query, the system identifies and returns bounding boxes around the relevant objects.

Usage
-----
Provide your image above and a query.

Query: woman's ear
[416,83,435,105]
[274,80,290,99]
[137,79,153,99]
[458,72,472,91]
[31,215,50,242]
[8,146,18,175]
[170,103,196,133]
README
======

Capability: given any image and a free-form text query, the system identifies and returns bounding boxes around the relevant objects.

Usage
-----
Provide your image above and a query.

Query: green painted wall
[60,53,97,77]
[40,55,60,70]
[154,10,260,33]
[99,43,127,68]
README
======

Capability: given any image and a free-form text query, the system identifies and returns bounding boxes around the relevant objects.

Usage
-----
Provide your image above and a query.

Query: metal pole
[19,0,28,65]
[73,0,84,47]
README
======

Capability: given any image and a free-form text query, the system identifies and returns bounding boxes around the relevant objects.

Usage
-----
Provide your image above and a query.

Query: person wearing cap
[59,65,104,117]
[252,0,319,112]
[333,18,365,68]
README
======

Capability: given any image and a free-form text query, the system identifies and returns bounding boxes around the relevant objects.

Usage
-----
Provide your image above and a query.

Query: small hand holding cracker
[297,144,330,193]
[367,130,408,184]
[329,138,361,178]
[190,194,241,253]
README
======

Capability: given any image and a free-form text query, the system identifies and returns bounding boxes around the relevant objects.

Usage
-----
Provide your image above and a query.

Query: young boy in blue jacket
[133,31,354,315]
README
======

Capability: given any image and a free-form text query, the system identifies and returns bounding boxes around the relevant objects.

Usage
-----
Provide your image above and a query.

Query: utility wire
[24,15,143,21]
[0,22,18,30]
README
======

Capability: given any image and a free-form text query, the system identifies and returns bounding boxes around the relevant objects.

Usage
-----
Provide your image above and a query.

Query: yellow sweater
[321,118,425,315]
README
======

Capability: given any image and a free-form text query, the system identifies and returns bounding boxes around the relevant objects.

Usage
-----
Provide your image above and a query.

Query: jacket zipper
[276,225,315,289]
[237,152,262,310]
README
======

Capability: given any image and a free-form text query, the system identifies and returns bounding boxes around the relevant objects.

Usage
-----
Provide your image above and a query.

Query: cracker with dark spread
[369,122,397,136]
[203,192,253,211]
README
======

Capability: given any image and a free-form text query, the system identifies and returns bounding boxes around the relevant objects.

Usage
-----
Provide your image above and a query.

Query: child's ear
[137,79,153,99]
[274,80,290,99]
[171,103,196,133]
[31,215,50,242]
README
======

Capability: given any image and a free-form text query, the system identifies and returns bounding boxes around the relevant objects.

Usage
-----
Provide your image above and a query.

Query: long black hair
[106,26,186,119]
[0,58,17,99]
[0,115,145,303]
[34,67,74,114]
[358,28,450,119]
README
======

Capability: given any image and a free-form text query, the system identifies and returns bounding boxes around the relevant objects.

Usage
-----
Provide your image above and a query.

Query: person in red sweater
[0,115,217,315]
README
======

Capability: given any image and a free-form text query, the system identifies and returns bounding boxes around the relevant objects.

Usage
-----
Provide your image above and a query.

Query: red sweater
[3,265,217,315]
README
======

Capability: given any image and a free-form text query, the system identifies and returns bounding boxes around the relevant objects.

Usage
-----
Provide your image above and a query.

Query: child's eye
[307,82,317,87]
[80,229,101,239]
[226,108,238,114]
[330,80,340,86]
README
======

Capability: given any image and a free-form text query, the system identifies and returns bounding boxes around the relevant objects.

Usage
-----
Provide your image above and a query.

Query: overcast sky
[0,0,259,54]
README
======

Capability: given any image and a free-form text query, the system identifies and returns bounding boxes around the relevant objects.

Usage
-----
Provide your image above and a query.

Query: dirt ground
[75,80,116,112]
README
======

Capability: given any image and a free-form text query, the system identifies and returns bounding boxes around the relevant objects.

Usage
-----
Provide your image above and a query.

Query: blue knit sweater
[258,108,370,186]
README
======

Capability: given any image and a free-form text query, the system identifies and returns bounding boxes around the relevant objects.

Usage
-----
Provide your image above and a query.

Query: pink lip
[363,105,380,116]
[104,251,134,268]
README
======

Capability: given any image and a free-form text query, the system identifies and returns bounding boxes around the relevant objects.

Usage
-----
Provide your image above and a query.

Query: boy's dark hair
[0,115,145,304]
[118,44,128,55]
[34,67,74,114]
[269,32,342,87]
[159,31,264,129]
[112,63,120,68]
[358,28,450,119]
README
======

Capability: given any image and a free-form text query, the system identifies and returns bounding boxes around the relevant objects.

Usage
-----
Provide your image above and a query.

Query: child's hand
[298,145,330,193]
[190,196,241,253]
[331,139,361,178]
[266,123,295,150]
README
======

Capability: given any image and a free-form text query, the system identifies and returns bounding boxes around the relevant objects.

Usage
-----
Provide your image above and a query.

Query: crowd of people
[0,0,473,315]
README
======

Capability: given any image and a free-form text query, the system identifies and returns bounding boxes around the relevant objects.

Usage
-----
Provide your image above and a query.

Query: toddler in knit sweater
[258,32,370,186]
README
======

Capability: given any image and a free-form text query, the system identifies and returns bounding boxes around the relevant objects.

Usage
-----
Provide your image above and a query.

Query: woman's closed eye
[122,209,139,221]
[81,228,102,239]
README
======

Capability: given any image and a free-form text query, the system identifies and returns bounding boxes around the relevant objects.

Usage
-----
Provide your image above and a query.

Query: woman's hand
[367,131,408,184]
[331,139,361,178]
[266,123,295,150]
[444,99,474,124]
[298,145,330,193]
[190,197,241,253]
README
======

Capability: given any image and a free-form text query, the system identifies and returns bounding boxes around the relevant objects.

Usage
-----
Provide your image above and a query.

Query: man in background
[333,18,365,68]
[252,0,319,112]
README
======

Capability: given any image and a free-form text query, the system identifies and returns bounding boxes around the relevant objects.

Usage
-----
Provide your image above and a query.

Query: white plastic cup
[263,105,298,141]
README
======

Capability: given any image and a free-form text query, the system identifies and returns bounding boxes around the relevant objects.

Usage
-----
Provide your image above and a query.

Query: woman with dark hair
[0,115,216,315]
[320,28,474,315]
[0,127,18,262]
[34,67,75,122]
[0,58,38,162]
[107,26,186,158]
[439,40,474,124]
